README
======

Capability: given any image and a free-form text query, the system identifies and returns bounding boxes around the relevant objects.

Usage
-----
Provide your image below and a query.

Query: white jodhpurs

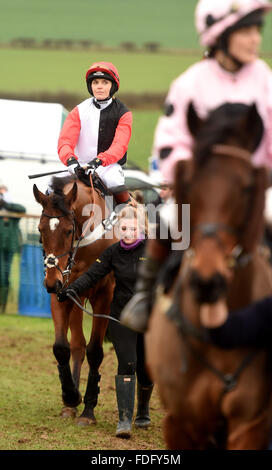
[95,163,125,190]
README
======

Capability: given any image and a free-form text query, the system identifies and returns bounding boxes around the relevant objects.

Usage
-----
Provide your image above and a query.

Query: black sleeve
[206,297,272,349]
[69,245,114,294]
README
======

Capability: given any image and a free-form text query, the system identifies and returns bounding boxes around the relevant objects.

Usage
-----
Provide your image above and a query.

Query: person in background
[121,0,272,334]
[56,206,153,439]
[57,61,133,220]
[0,182,26,312]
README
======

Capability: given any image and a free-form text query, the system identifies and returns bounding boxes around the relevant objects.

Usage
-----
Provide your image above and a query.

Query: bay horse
[145,103,272,449]
[33,173,118,425]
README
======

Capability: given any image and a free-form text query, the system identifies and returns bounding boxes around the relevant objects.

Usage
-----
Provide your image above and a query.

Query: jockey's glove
[67,156,80,174]
[57,287,78,303]
[87,158,103,170]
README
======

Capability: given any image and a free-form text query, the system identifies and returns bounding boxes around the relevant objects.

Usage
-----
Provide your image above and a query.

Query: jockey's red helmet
[195,0,272,47]
[86,61,120,97]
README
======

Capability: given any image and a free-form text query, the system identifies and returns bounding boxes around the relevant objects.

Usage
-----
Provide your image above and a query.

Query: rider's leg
[111,185,131,211]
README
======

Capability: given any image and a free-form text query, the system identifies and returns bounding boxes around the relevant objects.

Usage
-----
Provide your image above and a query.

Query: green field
[0,47,200,95]
[0,0,199,48]
[1,47,271,98]
[1,0,272,51]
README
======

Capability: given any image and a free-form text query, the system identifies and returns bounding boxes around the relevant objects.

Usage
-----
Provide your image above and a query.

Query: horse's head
[175,102,268,325]
[33,180,78,293]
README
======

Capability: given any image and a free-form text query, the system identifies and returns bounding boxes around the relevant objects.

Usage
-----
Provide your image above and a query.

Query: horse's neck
[74,188,105,228]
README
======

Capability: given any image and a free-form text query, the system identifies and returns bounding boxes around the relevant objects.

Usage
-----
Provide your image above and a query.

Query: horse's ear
[33,184,47,205]
[187,101,203,137]
[241,167,269,252]
[239,103,264,152]
[174,160,193,232]
[66,182,78,207]
[246,103,264,151]
[174,160,193,204]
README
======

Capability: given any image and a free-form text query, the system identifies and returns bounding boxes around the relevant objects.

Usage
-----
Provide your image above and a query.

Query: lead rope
[66,291,122,324]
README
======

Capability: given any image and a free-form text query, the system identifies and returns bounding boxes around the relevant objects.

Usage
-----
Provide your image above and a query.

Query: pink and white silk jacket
[153,58,272,183]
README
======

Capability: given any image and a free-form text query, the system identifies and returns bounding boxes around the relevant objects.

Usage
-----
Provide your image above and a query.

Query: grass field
[0,47,200,95]
[1,47,271,99]
[0,0,199,49]
[0,313,165,450]
[1,0,271,51]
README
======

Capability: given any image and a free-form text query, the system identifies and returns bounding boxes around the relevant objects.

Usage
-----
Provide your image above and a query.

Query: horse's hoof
[62,391,82,408]
[60,407,78,418]
[75,416,97,426]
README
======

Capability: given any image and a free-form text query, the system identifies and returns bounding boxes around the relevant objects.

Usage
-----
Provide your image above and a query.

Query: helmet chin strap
[215,33,244,71]
[222,48,244,71]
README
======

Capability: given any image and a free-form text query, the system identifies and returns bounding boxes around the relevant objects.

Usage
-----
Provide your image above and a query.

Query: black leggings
[108,320,152,387]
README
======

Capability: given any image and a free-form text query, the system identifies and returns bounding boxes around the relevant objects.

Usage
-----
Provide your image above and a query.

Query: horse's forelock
[48,175,77,216]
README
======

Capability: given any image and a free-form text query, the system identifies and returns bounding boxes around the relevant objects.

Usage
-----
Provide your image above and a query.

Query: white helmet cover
[195,0,272,46]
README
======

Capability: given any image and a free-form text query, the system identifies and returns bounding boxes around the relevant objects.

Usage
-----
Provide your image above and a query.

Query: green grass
[0,313,165,450]
[1,0,271,51]
[0,47,199,95]
[1,47,271,97]
[0,0,200,48]
[127,110,160,170]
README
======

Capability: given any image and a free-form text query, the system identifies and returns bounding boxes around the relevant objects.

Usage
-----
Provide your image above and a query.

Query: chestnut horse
[33,174,118,425]
[145,103,272,449]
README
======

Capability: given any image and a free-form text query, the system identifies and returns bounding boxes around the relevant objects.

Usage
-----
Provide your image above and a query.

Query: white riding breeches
[95,163,125,190]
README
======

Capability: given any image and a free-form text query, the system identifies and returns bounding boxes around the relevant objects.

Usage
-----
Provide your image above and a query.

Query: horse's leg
[227,412,270,450]
[69,303,86,389]
[163,413,197,450]
[51,295,82,417]
[76,314,109,426]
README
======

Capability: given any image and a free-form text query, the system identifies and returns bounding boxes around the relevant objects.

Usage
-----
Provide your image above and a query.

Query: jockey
[121,0,272,333]
[58,61,133,213]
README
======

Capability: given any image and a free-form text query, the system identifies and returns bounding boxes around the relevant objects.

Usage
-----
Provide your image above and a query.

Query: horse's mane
[49,175,77,215]
[193,103,263,166]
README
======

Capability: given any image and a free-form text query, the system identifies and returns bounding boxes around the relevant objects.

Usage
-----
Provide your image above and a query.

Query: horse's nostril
[189,270,227,304]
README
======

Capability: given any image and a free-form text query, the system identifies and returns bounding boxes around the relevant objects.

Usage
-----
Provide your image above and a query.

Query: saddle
[77,170,112,200]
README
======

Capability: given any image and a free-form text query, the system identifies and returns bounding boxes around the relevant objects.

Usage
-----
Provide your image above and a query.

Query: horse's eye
[66,229,73,237]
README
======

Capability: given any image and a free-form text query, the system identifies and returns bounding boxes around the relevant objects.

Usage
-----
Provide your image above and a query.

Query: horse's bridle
[41,210,77,286]
[189,143,256,268]
[157,143,259,400]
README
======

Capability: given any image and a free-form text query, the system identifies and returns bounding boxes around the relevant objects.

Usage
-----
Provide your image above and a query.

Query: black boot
[135,383,153,429]
[120,257,162,333]
[115,374,135,438]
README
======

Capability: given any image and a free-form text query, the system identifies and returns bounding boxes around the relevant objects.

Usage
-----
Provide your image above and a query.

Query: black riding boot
[120,256,162,333]
[115,374,135,438]
[135,383,154,429]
